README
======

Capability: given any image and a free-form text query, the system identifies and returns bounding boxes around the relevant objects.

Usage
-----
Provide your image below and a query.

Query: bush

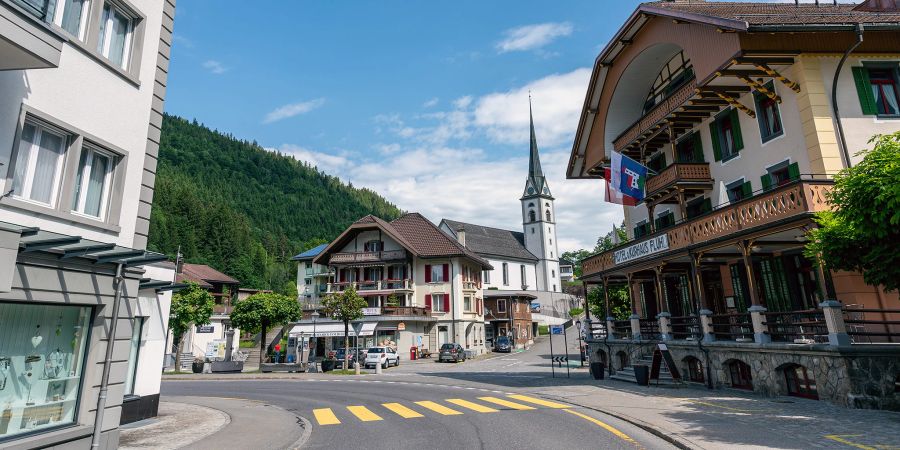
[538,325,549,336]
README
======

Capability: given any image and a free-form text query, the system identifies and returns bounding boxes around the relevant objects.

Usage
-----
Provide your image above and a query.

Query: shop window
[754,82,784,143]
[761,161,800,191]
[726,178,753,203]
[853,65,900,117]
[710,109,744,162]
[676,132,704,163]
[783,364,818,400]
[684,357,704,383]
[727,360,753,390]
[0,303,92,440]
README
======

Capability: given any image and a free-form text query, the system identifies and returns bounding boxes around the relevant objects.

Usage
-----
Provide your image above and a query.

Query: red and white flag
[604,168,638,206]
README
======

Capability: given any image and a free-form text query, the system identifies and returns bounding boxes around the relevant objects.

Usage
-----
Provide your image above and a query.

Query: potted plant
[321,351,336,372]
[191,357,205,374]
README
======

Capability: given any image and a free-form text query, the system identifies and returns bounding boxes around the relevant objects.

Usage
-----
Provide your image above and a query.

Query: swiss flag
[605,168,638,206]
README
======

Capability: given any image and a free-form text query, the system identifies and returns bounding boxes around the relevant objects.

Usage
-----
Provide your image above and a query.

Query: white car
[365,346,399,369]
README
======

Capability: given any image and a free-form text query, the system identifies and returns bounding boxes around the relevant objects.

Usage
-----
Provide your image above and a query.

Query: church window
[531,227,535,234]
[546,210,551,222]
[552,270,556,277]
[549,238,552,245]
[529,210,536,222]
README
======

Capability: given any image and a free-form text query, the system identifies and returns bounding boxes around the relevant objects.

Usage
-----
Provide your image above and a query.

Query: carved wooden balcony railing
[582,179,833,277]
[613,79,698,152]
[329,249,407,264]
[645,163,713,201]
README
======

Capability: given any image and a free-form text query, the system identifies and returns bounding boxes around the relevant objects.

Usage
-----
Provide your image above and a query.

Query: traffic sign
[552,356,568,363]
[550,325,564,335]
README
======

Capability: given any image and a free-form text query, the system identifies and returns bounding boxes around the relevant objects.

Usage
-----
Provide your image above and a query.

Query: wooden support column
[654,265,672,340]
[647,203,657,234]
[738,239,770,343]
[676,188,688,222]
[626,273,641,340]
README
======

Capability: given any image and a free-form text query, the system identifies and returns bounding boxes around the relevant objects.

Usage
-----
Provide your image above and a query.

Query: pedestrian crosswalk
[312,395,570,426]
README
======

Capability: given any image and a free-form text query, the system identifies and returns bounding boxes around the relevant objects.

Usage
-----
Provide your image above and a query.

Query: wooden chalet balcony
[645,163,713,203]
[327,279,412,293]
[613,79,698,152]
[329,249,407,264]
[583,179,833,277]
[381,306,431,318]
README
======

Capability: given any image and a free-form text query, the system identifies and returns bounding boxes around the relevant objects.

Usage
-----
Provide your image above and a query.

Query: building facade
[299,213,491,356]
[483,292,535,349]
[0,0,176,446]
[568,0,900,409]
[292,243,333,310]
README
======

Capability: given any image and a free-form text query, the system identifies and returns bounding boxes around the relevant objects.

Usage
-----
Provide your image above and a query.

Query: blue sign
[551,325,564,335]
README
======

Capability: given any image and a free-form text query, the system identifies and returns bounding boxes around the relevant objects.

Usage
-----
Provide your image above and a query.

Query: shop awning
[289,322,376,337]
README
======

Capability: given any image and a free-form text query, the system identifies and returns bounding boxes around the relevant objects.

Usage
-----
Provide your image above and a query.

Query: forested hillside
[148,114,402,294]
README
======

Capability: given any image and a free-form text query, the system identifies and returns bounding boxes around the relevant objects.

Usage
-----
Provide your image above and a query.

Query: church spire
[524,93,551,199]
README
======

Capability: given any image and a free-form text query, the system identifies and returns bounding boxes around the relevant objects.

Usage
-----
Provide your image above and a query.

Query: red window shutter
[443,296,450,313]
[425,294,432,310]
[443,264,449,282]
[425,265,432,283]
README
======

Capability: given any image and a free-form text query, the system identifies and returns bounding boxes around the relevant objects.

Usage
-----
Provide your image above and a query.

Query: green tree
[568,307,584,318]
[169,282,214,371]
[229,292,302,365]
[321,287,367,370]
[806,132,900,292]
[587,284,631,321]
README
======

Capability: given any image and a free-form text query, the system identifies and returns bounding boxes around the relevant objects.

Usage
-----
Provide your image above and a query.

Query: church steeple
[523,94,552,200]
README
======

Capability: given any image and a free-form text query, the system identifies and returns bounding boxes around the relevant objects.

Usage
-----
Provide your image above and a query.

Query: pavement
[150,327,900,449]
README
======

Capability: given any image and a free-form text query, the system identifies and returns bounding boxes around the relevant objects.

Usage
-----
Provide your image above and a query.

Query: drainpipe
[91,263,126,449]
[832,24,864,169]
[450,260,457,344]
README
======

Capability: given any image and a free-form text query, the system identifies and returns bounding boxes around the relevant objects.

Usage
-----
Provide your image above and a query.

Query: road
[162,326,675,450]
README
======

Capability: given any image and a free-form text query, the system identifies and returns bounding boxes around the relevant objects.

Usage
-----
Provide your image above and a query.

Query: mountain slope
[148,114,402,292]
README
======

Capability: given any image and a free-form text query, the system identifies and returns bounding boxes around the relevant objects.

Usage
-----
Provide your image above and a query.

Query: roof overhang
[313,219,420,265]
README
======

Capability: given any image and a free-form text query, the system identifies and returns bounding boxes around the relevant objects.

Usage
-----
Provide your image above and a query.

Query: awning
[289,322,376,337]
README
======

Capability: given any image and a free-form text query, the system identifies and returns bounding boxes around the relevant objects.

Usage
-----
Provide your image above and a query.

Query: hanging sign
[614,234,669,265]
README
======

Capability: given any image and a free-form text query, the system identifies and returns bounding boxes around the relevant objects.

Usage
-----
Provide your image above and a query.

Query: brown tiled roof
[646,1,900,26]
[180,263,240,285]
[390,213,493,268]
[175,273,213,289]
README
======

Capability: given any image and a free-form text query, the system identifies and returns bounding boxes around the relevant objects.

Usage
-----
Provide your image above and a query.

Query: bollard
[355,361,360,375]
[375,360,382,374]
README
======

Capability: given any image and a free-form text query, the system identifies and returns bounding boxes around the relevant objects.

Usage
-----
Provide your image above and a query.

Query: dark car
[494,336,512,353]
[438,343,466,363]
[334,347,366,367]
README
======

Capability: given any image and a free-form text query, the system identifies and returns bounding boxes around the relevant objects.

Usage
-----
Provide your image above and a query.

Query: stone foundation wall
[586,339,900,411]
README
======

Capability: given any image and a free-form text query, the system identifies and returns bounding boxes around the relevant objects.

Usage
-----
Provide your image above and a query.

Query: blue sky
[163,1,656,252]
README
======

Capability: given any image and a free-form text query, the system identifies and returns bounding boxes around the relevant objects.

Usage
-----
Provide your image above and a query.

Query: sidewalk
[120,396,309,450]
[530,380,900,450]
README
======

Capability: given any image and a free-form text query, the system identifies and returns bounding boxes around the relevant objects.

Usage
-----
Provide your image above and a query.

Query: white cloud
[453,95,473,109]
[273,144,351,173]
[202,60,227,74]
[474,68,591,147]
[423,97,439,108]
[496,22,573,53]
[262,98,326,124]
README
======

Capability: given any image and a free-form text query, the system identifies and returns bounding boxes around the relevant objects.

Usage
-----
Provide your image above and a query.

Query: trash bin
[633,365,650,386]
[590,362,605,380]
[410,347,417,361]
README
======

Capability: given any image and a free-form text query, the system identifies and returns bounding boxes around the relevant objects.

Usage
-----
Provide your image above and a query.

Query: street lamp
[311,311,319,371]
[575,319,584,367]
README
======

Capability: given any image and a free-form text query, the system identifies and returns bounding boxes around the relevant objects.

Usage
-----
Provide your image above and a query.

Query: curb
[289,414,312,450]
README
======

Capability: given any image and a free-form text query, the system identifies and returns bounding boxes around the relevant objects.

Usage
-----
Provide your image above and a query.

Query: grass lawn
[239,340,256,348]
[326,369,369,375]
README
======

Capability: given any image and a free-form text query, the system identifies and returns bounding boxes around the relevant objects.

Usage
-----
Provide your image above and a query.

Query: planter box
[260,363,307,373]
[210,361,244,373]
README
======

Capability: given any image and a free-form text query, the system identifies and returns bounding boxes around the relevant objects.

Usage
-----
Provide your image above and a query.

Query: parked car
[365,346,400,369]
[494,336,511,353]
[438,343,466,363]
[334,347,366,367]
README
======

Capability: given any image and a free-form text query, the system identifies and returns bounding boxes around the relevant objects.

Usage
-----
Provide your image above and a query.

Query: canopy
[289,322,376,337]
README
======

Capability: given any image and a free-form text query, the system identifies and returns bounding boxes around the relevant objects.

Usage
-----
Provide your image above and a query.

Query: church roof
[523,97,552,199]
[441,219,539,263]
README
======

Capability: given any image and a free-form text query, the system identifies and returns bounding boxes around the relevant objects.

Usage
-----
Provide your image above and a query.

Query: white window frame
[430,264,445,283]
[483,270,491,284]
[98,2,134,69]
[502,263,509,286]
[51,0,91,41]
[12,120,68,208]
[464,296,472,313]
[71,145,114,220]
[497,299,507,313]
[432,293,446,312]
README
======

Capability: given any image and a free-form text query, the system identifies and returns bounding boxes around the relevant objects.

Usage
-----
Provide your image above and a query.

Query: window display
[0,303,91,440]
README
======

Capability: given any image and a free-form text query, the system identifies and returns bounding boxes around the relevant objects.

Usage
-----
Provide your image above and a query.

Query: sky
[163,0,804,254]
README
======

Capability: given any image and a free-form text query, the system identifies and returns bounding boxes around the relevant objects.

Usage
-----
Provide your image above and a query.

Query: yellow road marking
[347,405,383,422]
[477,396,536,410]
[824,435,877,450]
[382,402,424,418]
[564,409,642,448]
[446,398,499,413]
[414,400,464,415]
[313,408,341,425]
[507,394,571,409]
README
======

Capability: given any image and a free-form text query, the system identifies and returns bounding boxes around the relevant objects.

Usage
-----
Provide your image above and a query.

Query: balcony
[583,179,833,277]
[329,249,407,264]
[1,0,66,70]
[462,281,480,291]
[613,79,698,153]
[382,306,431,318]
[327,279,412,293]
[645,163,713,204]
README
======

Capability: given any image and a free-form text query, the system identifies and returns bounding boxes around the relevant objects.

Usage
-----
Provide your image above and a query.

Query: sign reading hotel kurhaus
[614,234,669,265]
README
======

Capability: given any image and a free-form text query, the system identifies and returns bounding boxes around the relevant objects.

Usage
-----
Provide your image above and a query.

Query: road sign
[550,325,564,335]
[552,356,568,363]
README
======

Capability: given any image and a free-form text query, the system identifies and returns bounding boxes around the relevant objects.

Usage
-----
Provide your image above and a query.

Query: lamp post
[575,320,584,367]
[311,311,319,371]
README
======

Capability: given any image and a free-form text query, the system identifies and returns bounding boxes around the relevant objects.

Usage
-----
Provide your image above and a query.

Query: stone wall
[586,339,900,411]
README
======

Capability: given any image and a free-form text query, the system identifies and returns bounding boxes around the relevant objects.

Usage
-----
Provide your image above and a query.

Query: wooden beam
[732,56,795,66]
[753,63,801,93]
[680,105,720,112]
[697,85,752,94]
[688,99,728,106]
[715,92,756,118]
[738,76,782,103]
[716,69,770,78]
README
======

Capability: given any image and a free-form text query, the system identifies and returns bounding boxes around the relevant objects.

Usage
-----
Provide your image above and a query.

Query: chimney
[456,227,466,246]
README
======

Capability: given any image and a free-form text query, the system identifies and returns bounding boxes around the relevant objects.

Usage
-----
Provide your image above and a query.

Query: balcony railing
[764,309,827,343]
[613,78,698,152]
[709,313,753,341]
[329,249,407,264]
[670,315,701,340]
[462,281,480,291]
[582,178,833,277]
[645,163,712,199]
[327,279,411,293]
[382,306,431,318]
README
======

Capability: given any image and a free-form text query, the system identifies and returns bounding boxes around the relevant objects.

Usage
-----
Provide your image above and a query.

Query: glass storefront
[0,303,92,441]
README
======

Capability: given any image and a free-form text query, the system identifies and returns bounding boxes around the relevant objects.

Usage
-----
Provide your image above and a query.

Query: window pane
[0,303,92,440]
[107,9,129,67]
[11,124,36,198]
[124,318,142,395]
[60,0,86,37]
[83,152,110,217]
[71,149,88,211]
[30,129,65,204]
[97,4,110,53]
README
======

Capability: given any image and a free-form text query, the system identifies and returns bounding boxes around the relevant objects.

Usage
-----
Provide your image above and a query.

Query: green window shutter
[661,153,667,168]
[655,216,664,231]
[667,211,675,226]
[787,162,800,181]
[702,198,712,213]
[741,181,753,198]
[709,123,722,161]
[729,109,744,151]
[692,133,704,162]
[761,174,773,192]
[851,66,877,115]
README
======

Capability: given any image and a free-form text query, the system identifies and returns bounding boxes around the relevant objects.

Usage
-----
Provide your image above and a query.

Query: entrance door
[438,326,449,346]
[702,269,726,314]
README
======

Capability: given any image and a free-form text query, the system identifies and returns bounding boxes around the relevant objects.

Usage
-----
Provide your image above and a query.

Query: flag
[611,151,648,201]
[604,168,638,206]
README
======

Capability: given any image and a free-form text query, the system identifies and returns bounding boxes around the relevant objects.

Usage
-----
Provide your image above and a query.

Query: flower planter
[210,361,244,373]
[191,361,204,373]
[321,360,335,372]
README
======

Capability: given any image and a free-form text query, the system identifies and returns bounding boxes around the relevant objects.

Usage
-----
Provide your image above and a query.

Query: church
[439,102,574,327]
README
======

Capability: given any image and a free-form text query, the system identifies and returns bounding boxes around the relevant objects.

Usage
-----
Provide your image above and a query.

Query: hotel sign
[614,235,669,265]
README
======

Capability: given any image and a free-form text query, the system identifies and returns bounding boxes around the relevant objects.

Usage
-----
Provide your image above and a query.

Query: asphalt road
[162,325,675,449]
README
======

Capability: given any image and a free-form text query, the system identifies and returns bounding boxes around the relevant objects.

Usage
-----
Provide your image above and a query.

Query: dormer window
[644,51,693,114]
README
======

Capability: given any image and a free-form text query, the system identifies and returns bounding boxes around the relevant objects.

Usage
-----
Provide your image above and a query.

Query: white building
[0,0,176,446]
[292,243,333,310]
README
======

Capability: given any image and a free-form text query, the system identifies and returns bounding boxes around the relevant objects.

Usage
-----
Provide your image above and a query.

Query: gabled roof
[390,213,492,268]
[645,1,900,27]
[291,243,329,261]
[559,258,575,267]
[177,263,239,286]
[441,219,538,262]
